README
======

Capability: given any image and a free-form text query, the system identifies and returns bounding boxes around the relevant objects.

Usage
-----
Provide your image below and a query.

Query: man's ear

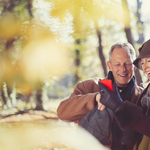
[107,61,112,71]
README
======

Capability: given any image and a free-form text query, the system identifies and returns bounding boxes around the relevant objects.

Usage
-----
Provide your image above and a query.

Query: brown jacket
[57,78,143,148]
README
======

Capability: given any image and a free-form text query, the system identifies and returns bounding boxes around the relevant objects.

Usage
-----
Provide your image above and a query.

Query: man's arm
[57,79,100,122]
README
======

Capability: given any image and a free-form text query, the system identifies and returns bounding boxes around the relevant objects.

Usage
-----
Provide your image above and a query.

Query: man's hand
[98,82,124,111]
[96,93,106,110]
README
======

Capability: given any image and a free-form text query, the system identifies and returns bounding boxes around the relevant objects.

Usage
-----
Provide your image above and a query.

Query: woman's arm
[114,101,150,137]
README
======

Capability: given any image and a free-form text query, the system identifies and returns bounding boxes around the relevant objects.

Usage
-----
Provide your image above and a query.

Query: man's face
[107,47,135,87]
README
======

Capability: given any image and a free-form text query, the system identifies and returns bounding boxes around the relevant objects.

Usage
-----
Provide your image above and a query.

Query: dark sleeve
[131,114,150,137]
[114,101,150,137]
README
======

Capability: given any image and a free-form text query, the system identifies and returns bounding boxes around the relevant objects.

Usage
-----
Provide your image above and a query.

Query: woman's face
[141,57,150,80]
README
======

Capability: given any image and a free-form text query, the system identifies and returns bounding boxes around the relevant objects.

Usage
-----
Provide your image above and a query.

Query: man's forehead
[112,47,130,55]
[110,57,133,63]
[110,49,133,62]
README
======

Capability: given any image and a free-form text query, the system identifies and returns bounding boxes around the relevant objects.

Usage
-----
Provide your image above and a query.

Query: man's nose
[120,64,126,72]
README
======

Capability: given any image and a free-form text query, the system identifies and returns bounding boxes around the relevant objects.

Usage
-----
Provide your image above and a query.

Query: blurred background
[0,0,149,149]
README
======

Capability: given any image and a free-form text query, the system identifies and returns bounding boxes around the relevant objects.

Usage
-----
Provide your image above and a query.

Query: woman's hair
[109,42,136,62]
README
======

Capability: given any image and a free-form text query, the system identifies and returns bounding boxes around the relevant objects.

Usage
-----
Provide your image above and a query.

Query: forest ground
[0,99,74,150]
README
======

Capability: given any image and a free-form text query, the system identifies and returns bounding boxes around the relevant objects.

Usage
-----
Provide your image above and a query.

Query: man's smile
[118,74,128,77]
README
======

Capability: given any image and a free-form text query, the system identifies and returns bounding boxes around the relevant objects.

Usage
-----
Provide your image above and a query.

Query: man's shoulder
[76,77,104,90]
[79,77,102,85]
[77,77,103,92]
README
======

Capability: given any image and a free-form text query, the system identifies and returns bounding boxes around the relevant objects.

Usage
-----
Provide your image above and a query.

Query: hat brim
[133,57,142,70]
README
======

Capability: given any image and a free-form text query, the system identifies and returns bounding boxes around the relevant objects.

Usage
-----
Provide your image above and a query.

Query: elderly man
[57,42,143,150]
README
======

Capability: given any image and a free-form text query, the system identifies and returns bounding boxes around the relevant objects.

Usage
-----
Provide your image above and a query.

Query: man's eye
[115,64,120,66]
[125,63,132,66]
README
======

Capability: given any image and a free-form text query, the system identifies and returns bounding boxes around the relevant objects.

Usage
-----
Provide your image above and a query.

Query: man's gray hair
[109,42,136,62]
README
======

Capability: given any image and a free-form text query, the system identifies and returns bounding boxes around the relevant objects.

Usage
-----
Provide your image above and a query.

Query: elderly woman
[99,39,150,149]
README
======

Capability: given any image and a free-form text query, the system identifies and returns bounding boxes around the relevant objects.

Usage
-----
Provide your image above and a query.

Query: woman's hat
[133,39,150,70]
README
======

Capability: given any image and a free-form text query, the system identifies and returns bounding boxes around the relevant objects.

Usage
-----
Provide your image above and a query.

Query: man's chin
[116,81,129,87]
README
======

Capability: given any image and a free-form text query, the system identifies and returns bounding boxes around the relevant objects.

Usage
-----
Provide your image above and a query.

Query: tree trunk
[74,39,81,84]
[3,38,16,107]
[75,49,80,83]
[35,88,44,110]
[28,0,33,17]
[136,0,144,44]
[96,29,107,77]
[121,0,143,86]
[1,88,8,108]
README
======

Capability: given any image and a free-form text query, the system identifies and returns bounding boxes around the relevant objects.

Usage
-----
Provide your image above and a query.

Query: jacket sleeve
[114,101,150,137]
[131,114,150,137]
[57,79,99,122]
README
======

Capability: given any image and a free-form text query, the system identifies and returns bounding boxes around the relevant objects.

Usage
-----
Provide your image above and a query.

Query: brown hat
[133,39,150,70]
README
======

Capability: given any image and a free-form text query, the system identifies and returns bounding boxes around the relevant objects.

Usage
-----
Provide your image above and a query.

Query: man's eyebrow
[123,60,132,63]
[125,61,132,63]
